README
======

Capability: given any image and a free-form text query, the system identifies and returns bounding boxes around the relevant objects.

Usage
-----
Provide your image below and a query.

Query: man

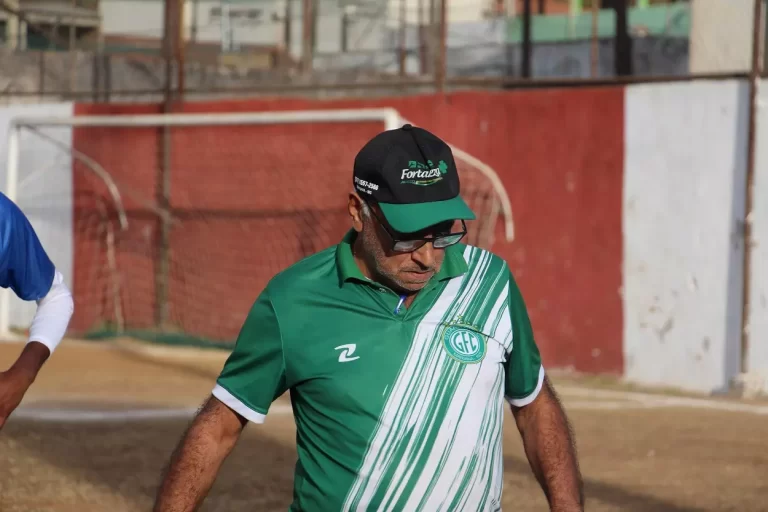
[154,124,584,511]
[0,191,74,429]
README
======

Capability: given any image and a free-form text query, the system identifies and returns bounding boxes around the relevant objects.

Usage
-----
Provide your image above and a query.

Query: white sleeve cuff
[27,270,74,354]
[506,365,546,407]
[212,384,267,424]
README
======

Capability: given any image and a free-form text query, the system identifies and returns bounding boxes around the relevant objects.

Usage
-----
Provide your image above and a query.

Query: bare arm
[153,395,247,512]
[511,377,584,512]
[0,342,51,429]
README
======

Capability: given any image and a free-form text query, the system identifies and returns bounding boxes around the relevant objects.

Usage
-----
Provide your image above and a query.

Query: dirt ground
[1,339,767,512]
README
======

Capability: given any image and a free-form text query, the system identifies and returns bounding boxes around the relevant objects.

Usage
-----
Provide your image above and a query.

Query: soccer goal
[0,108,514,348]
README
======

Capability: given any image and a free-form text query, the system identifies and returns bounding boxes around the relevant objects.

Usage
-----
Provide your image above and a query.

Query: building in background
[2,0,762,97]
[0,0,99,50]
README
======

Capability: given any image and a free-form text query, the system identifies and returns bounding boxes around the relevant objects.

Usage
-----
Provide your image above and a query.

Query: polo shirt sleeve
[504,270,545,407]
[212,288,288,424]
[0,195,55,301]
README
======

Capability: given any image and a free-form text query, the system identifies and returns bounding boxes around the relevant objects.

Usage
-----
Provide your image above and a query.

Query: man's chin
[399,282,427,293]
[396,273,434,292]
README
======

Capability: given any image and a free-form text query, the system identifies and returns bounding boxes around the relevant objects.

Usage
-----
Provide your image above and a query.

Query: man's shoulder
[0,192,20,219]
[265,244,340,298]
[454,243,510,274]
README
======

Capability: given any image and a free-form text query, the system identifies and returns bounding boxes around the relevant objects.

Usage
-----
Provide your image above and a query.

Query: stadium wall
[73,89,625,375]
[1,81,765,394]
[0,103,74,330]
[623,80,749,394]
[748,78,768,394]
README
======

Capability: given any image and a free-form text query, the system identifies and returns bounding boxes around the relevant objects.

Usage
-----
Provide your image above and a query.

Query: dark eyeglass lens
[433,234,464,248]
[392,233,464,252]
[393,240,425,252]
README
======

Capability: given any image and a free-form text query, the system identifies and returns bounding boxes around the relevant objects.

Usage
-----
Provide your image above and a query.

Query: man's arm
[0,271,74,429]
[154,396,247,512]
[155,285,288,510]
[511,377,584,512]
[0,194,74,429]
[0,341,51,429]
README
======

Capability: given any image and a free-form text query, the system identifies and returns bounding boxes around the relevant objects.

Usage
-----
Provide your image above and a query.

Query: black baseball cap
[352,124,476,234]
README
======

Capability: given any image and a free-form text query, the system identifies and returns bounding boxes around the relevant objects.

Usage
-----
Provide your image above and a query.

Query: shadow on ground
[503,455,703,512]
[0,418,296,512]
[1,415,710,512]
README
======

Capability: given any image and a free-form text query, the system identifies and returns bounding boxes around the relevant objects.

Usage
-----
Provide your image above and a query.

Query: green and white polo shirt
[212,230,545,512]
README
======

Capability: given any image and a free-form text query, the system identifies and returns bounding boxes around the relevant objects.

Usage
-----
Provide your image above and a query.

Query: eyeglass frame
[363,201,468,253]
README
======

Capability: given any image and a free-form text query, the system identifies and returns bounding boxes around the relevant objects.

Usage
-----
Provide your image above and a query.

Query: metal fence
[0,0,765,104]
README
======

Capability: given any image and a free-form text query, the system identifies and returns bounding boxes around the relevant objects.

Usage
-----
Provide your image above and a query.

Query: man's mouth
[402,269,434,280]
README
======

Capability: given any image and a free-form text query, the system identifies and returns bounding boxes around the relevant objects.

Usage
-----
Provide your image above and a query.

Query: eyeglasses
[365,202,467,253]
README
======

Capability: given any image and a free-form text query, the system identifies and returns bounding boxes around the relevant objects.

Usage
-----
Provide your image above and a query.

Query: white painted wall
[623,80,749,394]
[747,79,768,393]
[689,0,757,74]
[0,103,74,332]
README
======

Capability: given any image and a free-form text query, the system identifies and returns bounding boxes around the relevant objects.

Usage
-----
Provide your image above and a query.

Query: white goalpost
[0,108,515,345]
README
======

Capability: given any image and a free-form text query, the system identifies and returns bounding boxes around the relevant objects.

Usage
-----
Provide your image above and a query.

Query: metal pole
[399,0,407,76]
[435,0,447,92]
[590,0,599,77]
[191,0,199,42]
[763,0,768,75]
[740,0,764,376]
[177,0,185,100]
[614,0,632,76]
[285,0,292,51]
[301,0,313,73]
[522,0,532,78]
[428,0,435,75]
[417,0,425,74]
[157,0,176,329]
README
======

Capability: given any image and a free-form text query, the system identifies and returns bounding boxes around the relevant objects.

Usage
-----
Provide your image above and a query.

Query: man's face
[349,195,452,293]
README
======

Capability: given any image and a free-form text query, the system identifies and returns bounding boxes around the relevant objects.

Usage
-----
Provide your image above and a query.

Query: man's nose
[411,242,436,268]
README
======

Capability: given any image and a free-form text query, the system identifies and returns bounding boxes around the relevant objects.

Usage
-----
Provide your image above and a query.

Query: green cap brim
[378,196,476,234]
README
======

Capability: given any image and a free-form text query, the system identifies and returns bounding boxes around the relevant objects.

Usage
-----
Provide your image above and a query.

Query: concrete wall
[0,102,74,331]
[623,80,749,393]
[0,82,763,395]
[689,0,756,74]
[747,78,768,393]
[73,90,625,372]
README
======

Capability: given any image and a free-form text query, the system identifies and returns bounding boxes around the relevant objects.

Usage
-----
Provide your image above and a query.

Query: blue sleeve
[0,193,56,301]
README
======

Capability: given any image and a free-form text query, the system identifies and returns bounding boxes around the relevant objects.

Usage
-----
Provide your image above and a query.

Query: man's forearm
[9,342,51,381]
[513,379,584,511]
[154,397,245,512]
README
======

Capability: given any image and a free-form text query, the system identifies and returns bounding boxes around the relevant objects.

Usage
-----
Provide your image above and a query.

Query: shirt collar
[336,229,468,287]
[336,230,368,286]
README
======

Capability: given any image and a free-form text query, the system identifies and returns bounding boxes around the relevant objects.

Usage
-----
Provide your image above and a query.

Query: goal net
[1,108,514,348]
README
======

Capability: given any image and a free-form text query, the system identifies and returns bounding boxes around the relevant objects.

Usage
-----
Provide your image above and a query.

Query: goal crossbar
[9,108,404,129]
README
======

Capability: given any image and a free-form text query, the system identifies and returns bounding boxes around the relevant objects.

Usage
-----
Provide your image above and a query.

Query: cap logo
[400,160,450,186]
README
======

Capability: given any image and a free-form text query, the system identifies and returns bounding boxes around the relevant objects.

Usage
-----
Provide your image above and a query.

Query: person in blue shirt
[0,191,74,429]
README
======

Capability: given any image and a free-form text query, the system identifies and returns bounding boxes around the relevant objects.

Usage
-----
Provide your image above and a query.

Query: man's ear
[348,192,365,233]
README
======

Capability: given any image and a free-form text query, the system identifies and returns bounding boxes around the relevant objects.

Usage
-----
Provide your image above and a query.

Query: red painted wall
[73,88,624,373]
